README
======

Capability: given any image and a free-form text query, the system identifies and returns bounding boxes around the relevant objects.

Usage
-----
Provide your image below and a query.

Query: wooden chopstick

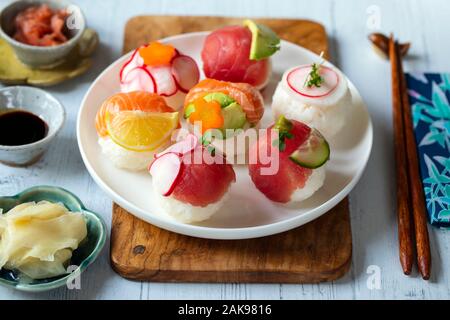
[389,35,432,279]
[389,36,415,275]
[395,40,432,280]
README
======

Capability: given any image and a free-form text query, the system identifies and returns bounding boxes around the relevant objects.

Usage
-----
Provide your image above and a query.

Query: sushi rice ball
[95,91,180,171]
[97,137,168,171]
[120,41,200,110]
[271,60,352,139]
[183,79,264,161]
[248,116,330,203]
[149,134,236,223]
[201,20,280,90]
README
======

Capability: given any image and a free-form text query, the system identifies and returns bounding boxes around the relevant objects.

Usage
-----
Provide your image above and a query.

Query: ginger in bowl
[0,0,85,68]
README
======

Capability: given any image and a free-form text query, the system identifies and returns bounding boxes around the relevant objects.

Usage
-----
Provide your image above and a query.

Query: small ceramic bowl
[0,86,65,166]
[0,186,107,292]
[0,0,86,69]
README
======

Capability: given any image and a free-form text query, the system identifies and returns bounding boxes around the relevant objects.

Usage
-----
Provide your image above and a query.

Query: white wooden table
[1,0,449,300]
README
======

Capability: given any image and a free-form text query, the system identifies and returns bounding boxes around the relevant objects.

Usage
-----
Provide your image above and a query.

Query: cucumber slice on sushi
[289,129,330,169]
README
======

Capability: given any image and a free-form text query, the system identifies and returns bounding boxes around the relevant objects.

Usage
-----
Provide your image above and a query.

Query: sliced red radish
[149,65,178,97]
[171,55,200,93]
[120,48,144,83]
[287,65,339,98]
[119,49,137,82]
[171,49,181,60]
[148,152,182,196]
[155,133,199,158]
[120,46,198,97]
[120,66,156,93]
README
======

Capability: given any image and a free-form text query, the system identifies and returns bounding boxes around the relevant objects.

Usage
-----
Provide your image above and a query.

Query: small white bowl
[0,86,65,166]
[0,0,86,68]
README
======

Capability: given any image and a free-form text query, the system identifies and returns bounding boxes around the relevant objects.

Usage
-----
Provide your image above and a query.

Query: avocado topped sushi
[183,79,265,159]
[201,20,280,90]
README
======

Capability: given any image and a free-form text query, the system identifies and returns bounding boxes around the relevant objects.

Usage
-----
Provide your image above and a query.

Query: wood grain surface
[123,16,328,55]
[110,16,352,283]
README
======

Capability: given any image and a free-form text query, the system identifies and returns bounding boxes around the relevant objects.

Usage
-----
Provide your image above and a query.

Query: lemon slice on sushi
[105,110,179,152]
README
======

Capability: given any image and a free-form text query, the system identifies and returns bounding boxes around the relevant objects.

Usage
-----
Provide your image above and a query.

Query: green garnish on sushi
[304,52,325,88]
[273,115,293,151]
[244,19,281,60]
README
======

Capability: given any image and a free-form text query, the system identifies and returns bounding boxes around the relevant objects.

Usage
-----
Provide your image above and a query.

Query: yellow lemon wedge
[105,110,179,152]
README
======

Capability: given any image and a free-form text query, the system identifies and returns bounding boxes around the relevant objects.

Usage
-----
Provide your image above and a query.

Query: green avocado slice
[203,92,235,108]
[244,19,281,61]
[220,102,247,138]
[184,103,195,119]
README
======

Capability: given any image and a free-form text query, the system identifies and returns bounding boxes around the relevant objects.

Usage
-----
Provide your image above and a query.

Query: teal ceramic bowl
[0,186,106,292]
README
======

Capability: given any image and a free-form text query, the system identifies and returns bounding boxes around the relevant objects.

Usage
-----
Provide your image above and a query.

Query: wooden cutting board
[110,16,352,283]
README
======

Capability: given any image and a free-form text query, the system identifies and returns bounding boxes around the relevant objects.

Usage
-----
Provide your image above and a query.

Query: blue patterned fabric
[406,73,450,228]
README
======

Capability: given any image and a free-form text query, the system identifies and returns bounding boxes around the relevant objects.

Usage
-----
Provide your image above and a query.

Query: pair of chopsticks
[389,35,431,280]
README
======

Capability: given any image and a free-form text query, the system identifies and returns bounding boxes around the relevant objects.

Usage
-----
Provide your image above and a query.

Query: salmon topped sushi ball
[95,91,179,171]
[183,79,264,159]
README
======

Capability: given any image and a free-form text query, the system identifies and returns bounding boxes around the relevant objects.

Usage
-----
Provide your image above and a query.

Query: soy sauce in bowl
[0,110,48,146]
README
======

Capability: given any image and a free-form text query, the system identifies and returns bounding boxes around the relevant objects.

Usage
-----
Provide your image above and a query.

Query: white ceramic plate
[77,32,373,240]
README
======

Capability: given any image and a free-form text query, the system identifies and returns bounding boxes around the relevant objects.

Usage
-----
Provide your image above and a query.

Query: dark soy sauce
[0,110,48,146]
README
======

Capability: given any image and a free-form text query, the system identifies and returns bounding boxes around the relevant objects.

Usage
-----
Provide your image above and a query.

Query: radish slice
[150,66,178,97]
[156,133,198,158]
[286,65,339,98]
[171,55,200,93]
[149,152,182,196]
[120,49,144,83]
[120,66,156,93]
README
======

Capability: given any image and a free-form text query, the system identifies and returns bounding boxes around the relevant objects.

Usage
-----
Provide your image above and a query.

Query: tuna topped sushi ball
[271,57,352,139]
[95,91,179,171]
[249,116,330,203]
[201,20,280,90]
[149,134,236,223]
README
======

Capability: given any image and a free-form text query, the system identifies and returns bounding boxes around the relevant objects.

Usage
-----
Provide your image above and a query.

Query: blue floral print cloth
[406,73,450,228]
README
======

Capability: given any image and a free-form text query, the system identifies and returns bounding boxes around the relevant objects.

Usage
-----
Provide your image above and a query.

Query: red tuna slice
[171,147,236,207]
[201,25,270,88]
[171,55,200,93]
[248,120,313,203]
[120,66,156,93]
